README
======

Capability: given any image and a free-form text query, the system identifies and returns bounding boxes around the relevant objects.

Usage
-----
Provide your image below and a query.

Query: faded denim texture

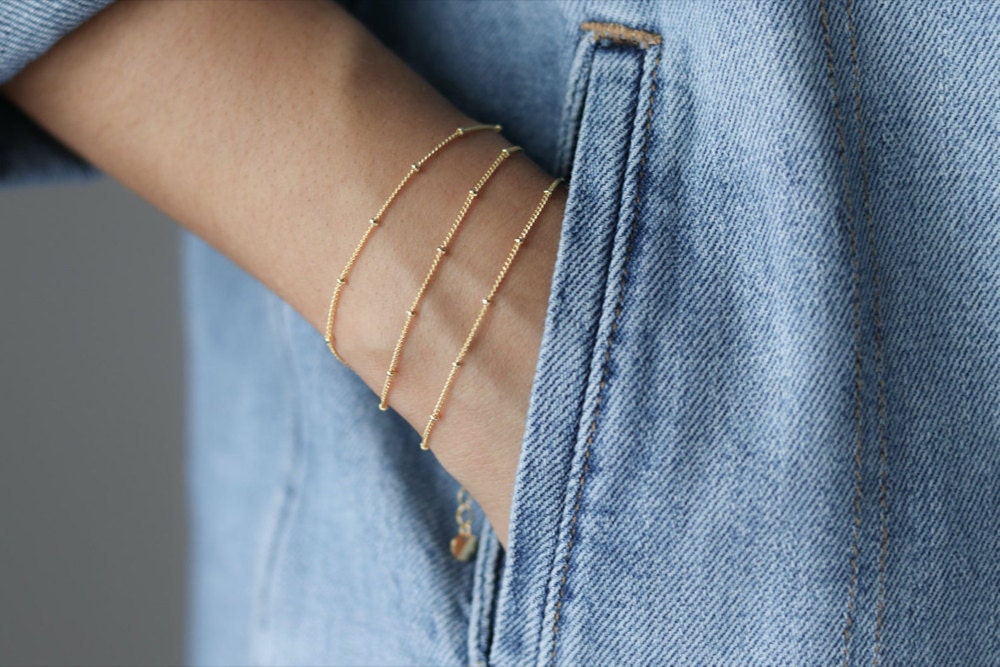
[2,1,998,665]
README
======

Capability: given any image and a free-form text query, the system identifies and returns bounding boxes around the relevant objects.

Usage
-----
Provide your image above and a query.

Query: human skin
[2,0,567,549]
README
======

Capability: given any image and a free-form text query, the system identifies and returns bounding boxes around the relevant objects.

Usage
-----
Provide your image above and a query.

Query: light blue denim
[3,1,998,665]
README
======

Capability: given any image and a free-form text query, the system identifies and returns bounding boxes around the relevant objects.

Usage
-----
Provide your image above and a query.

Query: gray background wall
[0,178,186,665]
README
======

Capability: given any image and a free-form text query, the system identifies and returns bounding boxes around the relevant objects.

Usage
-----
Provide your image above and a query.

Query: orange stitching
[820,1,867,664]
[845,1,890,663]
[580,21,662,49]
[548,31,661,664]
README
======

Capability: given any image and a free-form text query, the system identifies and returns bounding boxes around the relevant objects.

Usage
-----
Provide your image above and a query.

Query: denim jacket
[3,1,998,665]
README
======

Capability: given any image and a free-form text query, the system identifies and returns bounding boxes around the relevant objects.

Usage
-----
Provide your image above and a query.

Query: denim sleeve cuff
[0,0,116,84]
[0,0,116,187]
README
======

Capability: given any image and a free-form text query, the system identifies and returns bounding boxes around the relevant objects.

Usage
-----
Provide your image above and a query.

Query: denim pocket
[481,22,663,667]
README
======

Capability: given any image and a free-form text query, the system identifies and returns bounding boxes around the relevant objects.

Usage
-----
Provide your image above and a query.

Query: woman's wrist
[335,130,566,548]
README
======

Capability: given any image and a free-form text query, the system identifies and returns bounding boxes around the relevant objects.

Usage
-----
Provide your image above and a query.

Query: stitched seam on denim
[820,2,867,664]
[548,32,661,665]
[534,26,603,657]
[531,29,597,666]
[845,2,890,663]
[579,21,662,48]
[555,42,597,179]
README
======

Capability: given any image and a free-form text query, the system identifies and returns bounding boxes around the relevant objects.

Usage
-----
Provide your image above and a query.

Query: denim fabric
[0,0,114,82]
[3,1,999,665]
[0,0,112,187]
[0,0,114,185]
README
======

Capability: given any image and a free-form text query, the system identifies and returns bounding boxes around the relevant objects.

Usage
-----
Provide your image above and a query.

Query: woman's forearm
[2,0,566,548]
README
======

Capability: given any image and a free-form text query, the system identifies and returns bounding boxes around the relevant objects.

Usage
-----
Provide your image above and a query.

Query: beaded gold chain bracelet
[323,123,501,363]
[435,176,563,561]
[321,124,561,563]
[378,145,522,410]
[420,177,564,451]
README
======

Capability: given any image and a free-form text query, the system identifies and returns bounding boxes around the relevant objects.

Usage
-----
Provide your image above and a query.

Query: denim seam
[820,2,868,663]
[554,40,596,179]
[548,24,662,664]
[530,30,600,666]
[846,1,890,663]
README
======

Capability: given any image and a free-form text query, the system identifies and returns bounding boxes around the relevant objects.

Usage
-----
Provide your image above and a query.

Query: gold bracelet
[378,145,522,411]
[323,123,502,363]
[420,177,564,451]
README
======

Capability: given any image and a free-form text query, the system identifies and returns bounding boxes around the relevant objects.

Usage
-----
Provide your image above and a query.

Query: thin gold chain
[454,486,474,538]
[379,145,522,410]
[449,485,476,561]
[420,177,564,450]
[323,123,502,363]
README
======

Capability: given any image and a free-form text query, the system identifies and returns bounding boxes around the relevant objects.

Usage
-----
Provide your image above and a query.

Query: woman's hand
[1,0,565,548]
